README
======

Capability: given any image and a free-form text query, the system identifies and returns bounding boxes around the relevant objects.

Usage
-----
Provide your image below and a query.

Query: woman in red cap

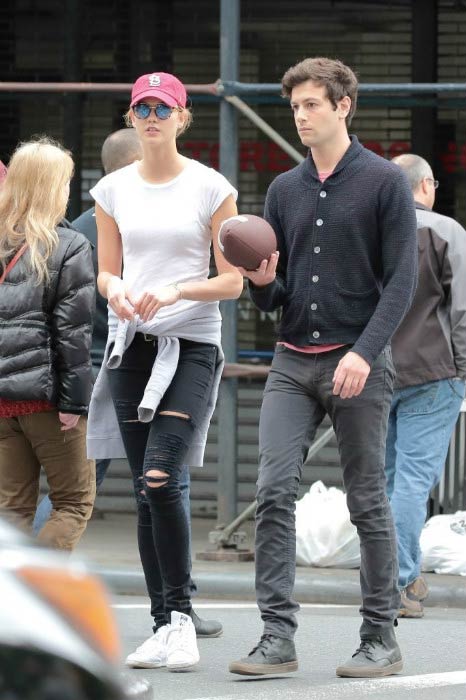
[88,72,242,671]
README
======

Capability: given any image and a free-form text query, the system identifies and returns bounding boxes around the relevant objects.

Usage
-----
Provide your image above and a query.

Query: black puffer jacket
[0,226,95,414]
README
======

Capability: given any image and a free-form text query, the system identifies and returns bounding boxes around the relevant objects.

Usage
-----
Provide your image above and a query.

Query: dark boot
[229,634,298,676]
[336,625,403,678]
[190,609,223,638]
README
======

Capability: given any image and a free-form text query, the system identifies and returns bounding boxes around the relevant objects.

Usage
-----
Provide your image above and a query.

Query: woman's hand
[106,276,135,321]
[58,412,80,431]
[132,284,182,322]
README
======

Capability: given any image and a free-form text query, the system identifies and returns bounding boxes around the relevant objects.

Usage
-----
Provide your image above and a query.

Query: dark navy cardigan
[250,136,418,366]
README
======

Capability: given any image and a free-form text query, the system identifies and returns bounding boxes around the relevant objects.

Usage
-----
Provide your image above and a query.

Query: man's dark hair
[281,57,359,125]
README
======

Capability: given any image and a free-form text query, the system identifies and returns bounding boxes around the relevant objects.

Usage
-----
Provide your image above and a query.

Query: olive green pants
[0,411,95,550]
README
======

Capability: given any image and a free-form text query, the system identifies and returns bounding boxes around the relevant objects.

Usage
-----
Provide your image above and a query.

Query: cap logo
[148,74,161,87]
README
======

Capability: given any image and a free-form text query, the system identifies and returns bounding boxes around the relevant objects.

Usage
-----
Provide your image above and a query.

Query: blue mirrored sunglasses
[133,102,177,120]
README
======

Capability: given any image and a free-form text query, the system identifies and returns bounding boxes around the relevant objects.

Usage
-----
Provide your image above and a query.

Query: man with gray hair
[387,153,466,617]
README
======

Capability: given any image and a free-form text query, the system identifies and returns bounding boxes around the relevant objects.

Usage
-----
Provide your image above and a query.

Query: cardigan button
[312,331,320,339]
[312,275,319,283]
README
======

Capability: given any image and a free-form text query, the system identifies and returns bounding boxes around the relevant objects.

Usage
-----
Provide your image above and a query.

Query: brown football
[218,214,277,270]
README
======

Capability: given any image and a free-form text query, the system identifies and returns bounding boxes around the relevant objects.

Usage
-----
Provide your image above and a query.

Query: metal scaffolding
[1,0,466,532]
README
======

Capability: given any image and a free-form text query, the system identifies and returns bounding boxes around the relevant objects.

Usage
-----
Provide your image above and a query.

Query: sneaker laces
[249,634,276,657]
[352,636,383,660]
[169,620,193,652]
[136,626,169,653]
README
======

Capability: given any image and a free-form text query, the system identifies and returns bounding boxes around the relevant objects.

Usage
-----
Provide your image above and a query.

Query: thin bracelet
[172,282,183,300]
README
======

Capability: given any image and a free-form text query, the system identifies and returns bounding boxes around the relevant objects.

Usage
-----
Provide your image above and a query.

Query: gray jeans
[255,344,400,640]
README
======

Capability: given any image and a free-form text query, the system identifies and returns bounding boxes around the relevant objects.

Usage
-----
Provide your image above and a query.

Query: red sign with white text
[181,140,466,174]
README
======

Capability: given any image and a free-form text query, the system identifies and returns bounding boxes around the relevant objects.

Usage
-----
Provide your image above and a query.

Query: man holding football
[229,56,418,679]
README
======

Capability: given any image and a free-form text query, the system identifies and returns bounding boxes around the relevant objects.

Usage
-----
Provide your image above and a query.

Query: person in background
[0,137,95,550]
[87,72,242,670]
[32,129,142,530]
[386,153,466,618]
[229,56,418,679]
[33,127,222,638]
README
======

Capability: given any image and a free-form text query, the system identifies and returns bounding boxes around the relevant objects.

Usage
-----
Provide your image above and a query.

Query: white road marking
[112,602,352,609]
[324,671,466,695]
[179,672,466,700]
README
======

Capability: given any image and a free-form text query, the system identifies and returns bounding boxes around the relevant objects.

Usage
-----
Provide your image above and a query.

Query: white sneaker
[125,624,170,668]
[166,611,200,672]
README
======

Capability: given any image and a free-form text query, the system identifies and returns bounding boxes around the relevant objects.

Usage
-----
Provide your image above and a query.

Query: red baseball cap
[130,72,187,109]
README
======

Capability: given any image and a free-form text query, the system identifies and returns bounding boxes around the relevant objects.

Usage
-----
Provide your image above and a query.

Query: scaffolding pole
[225,95,304,164]
[2,81,466,96]
[217,0,240,526]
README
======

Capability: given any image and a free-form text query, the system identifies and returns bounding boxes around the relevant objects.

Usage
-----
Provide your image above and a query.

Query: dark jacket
[249,136,418,366]
[391,203,466,388]
[0,226,95,413]
[71,207,108,370]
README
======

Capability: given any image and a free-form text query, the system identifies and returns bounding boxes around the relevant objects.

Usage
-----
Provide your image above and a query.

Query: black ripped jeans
[108,333,217,630]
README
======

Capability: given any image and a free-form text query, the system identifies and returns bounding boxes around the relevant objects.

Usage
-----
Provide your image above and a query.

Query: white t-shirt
[90,159,237,321]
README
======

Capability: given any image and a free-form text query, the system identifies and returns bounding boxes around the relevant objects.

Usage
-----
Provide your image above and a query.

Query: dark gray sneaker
[336,627,403,678]
[190,609,223,638]
[229,634,298,676]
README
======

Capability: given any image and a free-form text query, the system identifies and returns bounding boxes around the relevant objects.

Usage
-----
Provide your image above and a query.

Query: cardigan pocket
[336,284,379,298]
[335,284,380,326]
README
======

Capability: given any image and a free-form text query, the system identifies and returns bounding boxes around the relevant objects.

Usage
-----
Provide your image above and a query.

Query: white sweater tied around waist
[86,301,224,467]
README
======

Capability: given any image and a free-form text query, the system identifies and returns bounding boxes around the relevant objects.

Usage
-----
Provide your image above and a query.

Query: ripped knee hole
[123,410,190,424]
[159,410,190,420]
[145,469,169,488]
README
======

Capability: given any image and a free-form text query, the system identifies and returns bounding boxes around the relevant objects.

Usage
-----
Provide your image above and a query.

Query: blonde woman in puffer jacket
[0,137,96,550]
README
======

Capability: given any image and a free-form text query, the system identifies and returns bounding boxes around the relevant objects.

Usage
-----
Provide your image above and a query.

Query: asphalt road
[112,597,466,700]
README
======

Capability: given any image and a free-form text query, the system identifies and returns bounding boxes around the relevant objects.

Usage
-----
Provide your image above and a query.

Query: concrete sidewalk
[75,512,466,608]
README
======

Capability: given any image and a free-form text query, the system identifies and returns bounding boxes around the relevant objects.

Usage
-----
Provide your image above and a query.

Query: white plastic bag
[420,511,466,576]
[295,480,360,568]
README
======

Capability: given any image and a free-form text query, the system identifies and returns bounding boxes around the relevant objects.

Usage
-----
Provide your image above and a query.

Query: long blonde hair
[0,137,74,284]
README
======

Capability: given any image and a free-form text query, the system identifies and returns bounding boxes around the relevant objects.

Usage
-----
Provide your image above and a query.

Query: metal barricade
[430,403,466,515]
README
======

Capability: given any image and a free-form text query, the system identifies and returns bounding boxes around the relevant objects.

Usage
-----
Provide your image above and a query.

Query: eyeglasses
[133,102,180,120]
[425,177,439,189]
